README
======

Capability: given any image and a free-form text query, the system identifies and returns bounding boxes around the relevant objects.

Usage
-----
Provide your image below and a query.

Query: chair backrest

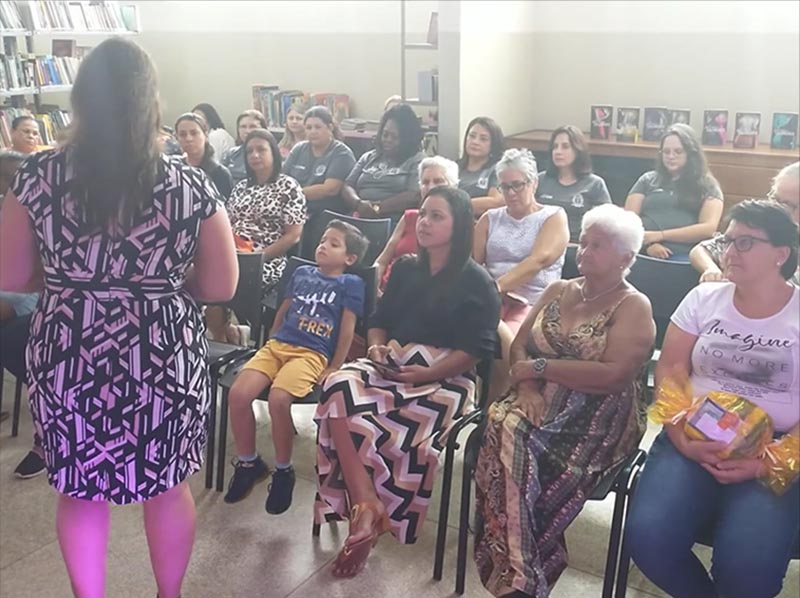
[627,255,699,347]
[227,252,267,345]
[0,314,32,378]
[561,244,580,280]
[277,255,378,338]
[299,210,392,267]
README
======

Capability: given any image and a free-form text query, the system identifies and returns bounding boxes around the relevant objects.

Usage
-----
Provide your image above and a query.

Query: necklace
[580,279,624,302]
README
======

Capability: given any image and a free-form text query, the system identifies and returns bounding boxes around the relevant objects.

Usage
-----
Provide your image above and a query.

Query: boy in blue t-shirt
[225,220,369,512]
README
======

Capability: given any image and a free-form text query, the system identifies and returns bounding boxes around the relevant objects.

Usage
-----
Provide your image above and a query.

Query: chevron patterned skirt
[314,342,476,544]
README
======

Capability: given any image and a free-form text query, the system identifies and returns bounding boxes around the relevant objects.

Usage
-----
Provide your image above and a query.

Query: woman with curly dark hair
[341,103,425,222]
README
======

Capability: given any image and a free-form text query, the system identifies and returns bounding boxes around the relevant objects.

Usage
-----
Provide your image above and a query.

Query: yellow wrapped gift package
[649,376,799,495]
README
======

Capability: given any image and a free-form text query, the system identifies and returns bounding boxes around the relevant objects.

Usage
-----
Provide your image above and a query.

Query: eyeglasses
[498,181,529,194]
[719,234,772,252]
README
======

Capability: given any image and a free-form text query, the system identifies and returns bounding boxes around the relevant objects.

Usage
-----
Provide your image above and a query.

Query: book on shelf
[426,11,438,46]
[0,1,25,29]
[33,55,80,87]
[0,54,35,91]
[642,107,669,142]
[22,1,139,33]
[669,109,691,127]
[770,112,799,150]
[733,112,760,149]
[616,107,640,142]
[310,93,351,123]
[275,90,306,127]
[251,83,279,126]
[590,105,613,140]
[702,110,728,145]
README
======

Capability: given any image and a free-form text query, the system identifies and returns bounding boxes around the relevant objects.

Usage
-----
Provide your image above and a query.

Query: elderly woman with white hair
[690,160,799,283]
[474,203,656,598]
[374,155,459,288]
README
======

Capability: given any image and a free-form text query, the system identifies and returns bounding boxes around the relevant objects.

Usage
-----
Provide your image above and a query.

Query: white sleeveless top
[485,204,565,305]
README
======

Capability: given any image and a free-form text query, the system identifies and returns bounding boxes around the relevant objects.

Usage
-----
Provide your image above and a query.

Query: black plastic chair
[627,255,698,348]
[561,244,580,280]
[204,251,267,489]
[213,255,378,493]
[431,357,492,586]
[263,211,390,314]
[299,210,392,267]
[0,314,32,437]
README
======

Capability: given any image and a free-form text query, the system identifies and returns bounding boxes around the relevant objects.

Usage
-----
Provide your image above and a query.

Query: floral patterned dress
[474,291,647,597]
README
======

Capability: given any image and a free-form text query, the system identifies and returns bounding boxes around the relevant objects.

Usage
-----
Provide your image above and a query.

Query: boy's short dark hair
[325,219,369,266]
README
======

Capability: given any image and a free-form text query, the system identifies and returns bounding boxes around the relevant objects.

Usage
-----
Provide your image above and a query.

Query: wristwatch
[531,358,547,377]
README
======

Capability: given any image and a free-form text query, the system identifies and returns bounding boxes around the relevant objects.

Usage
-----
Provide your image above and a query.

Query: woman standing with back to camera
[0,38,238,598]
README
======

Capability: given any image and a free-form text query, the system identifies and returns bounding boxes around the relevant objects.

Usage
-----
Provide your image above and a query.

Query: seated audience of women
[625,123,723,262]
[626,199,799,598]
[283,106,356,233]
[175,112,233,200]
[342,103,425,223]
[474,148,569,393]
[206,129,306,344]
[536,125,611,241]
[373,155,459,288]
[193,102,236,158]
[457,116,505,216]
[222,109,269,185]
[278,103,308,159]
[474,203,655,598]
[315,186,500,578]
[691,160,799,284]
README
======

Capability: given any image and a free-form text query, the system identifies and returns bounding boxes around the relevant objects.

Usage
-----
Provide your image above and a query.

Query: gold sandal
[331,501,390,578]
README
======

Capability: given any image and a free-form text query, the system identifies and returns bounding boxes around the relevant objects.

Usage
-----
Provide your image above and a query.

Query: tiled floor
[1,375,798,597]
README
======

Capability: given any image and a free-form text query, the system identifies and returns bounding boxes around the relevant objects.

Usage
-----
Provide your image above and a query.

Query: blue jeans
[625,432,800,598]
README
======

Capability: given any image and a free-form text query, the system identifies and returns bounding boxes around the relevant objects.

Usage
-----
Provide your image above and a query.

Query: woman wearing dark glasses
[626,199,800,598]
[691,161,799,284]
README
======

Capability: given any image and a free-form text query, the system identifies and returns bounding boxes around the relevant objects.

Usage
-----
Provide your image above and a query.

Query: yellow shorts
[242,339,328,398]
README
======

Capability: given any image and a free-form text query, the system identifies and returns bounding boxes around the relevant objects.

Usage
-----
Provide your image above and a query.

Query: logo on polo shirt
[571,194,585,208]
[314,164,327,176]
[477,175,489,189]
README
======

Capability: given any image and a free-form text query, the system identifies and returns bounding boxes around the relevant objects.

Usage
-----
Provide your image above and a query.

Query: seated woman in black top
[175,112,233,200]
[315,186,501,578]
[625,124,723,261]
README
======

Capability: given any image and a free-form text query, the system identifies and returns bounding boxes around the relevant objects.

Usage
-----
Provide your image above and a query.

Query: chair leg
[614,470,643,598]
[205,371,218,490]
[602,485,628,598]
[11,378,23,437]
[215,388,229,492]
[455,455,474,595]
[433,433,458,581]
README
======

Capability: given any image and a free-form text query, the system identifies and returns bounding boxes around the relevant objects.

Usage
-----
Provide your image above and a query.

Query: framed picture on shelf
[771,112,799,149]
[702,110,728,145]
[616,107,640,142]
[590,105,613,140]
[642,107,669,142]
[733,112,760,149]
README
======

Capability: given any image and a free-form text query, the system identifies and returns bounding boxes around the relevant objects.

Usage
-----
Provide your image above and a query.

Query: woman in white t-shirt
[626,199,800,598]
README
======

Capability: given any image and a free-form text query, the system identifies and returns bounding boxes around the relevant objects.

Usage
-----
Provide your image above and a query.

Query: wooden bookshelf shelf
[31,29,138,36]
[0,29,32,37]
[39,84,72,94]
[0,86,39,98]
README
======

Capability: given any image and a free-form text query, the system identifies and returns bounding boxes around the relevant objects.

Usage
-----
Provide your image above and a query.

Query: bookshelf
[1,1,140,147]
[399,1,439,155]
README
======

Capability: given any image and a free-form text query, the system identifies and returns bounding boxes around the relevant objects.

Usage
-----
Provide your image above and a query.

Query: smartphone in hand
[370,354,401,376]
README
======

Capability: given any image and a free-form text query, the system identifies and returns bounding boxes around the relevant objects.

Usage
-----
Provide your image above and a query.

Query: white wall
[525,1,800,142]
[133,0,439,129]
